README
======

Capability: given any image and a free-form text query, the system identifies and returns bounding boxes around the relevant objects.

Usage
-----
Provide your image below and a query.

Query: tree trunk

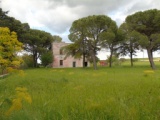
[82,52,86,68]
[147,48,156,69]
[91,50,97,70]
[33,52,38,68]
[109,51,113,67]
[130,52,133,67]
[82,36,87,68]
[92,55,97,70]
[109,46,114,68]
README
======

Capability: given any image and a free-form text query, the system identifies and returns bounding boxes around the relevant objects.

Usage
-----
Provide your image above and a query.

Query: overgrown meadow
[1,61,160,120]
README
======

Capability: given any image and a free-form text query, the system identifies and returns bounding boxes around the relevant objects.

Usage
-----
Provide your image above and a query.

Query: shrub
[21,54,34,68]
[40,51,53,67]
[133,58,139,62]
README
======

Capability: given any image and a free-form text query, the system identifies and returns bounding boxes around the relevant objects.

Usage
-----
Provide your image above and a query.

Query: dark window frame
[60,60,63,66]
[60,49,63,55]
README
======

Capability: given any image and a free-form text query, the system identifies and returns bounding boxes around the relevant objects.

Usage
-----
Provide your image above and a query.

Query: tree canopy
[21,29,54,67]
[2,6,160,69]
[0,8,62,68]
[40,51,53,67]
[53,35,62,42]
[0,8,30,41]
[0,27,23,74]
[126,9,160,69]
[68,15,117,69]
[119,23,141,67]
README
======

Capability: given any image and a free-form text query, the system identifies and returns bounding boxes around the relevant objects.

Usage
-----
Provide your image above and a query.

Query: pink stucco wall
[52,42,87,68]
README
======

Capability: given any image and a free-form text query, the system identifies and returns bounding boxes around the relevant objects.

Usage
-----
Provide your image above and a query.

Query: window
[73,62,76,67]
[60,49,63,55]
[60,60,63,66]
[84,62,88,67]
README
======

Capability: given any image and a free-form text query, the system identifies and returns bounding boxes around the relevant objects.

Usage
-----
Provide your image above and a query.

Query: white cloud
[1,0,160,42]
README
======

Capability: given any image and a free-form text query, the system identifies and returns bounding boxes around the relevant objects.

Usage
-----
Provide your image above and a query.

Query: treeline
[0,8,62,74]
[66,9,160,70]
[1,8,160,71]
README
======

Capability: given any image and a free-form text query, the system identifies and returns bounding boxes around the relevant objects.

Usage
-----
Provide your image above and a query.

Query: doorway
[73,62,76,67]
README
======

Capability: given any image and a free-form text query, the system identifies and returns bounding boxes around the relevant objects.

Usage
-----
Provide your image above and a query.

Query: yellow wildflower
[5,87,32,116]
[69,72,74,75]
[16,87,27,92]
[18,70,25,77]
[144,70,154,74]
[5,98,22,116]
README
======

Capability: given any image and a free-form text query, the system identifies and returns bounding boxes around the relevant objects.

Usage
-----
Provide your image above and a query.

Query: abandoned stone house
[52,42,89,68]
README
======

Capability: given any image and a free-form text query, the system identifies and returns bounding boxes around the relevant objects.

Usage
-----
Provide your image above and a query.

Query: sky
[1,0,160,59]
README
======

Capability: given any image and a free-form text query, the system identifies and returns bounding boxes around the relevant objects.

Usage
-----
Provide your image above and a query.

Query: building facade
[52,42,89,68]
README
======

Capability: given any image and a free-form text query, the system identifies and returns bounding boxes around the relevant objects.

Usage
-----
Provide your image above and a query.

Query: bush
[133,58,139,62]
[119,58,126,63]
[40,51,53,67]
[21,54,34,69]
[107,55,121,66]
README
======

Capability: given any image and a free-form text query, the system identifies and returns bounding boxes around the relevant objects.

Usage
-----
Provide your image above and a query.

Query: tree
[53,35,62,42]
[68,15,117,69]
[21,29,54,67]
[0,8,8,18]
[40,51,53,67]
[0,27,23,74]
[0,8,30,42]
[68,18,89,68]
[62,40,88,68]
[126,9,160,69]
[119,23,140,67]
[100,25,121,67]
[21,54,34,68]
[62,42,82,58]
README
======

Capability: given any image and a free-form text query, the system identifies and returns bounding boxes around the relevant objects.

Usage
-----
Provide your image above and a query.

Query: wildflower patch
[5,87,32,116]
[143,70,155,77]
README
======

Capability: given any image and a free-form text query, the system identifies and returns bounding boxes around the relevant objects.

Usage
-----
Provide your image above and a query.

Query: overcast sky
[1,0,160,59]
[1,0,160,42]
[0,0,160,41]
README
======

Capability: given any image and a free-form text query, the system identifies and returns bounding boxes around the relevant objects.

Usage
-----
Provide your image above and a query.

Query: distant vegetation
[0,8,61,73]
[1,8,160,71]
[67,9,160,70]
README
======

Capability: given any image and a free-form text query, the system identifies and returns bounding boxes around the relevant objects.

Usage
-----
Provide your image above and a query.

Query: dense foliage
[21,29,54,67]
[40,51,53,67]
[0,27,23,74]
[0,8,56,68]
[0,8,30,41]
[125,9,160,69]
[1,7,160,69]
[119,23,141,67]
[68,15,117,69]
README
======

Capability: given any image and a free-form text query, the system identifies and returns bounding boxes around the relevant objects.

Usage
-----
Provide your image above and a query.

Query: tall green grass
[0,64,160,119]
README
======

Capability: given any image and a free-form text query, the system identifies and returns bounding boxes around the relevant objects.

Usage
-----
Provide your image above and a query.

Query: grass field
[1,61,160,120]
